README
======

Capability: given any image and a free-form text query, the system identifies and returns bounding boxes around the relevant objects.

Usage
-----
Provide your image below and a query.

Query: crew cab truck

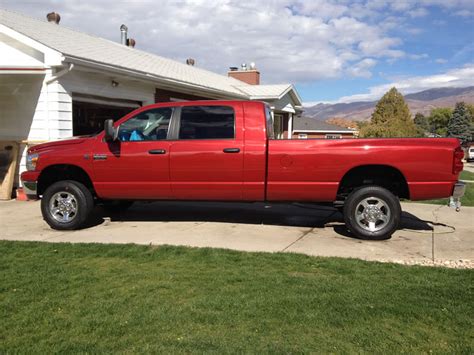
[21,100,466,240]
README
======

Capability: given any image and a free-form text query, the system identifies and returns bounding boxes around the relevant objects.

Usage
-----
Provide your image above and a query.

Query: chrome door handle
[223,148,240,153]
[148,149,166,154]
[93,154,108,160]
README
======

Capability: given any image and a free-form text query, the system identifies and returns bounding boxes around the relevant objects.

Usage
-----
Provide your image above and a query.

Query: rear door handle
[223,148,240,153]
[148,149,166,155]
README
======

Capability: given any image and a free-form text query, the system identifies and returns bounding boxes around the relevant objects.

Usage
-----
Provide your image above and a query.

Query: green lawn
[1,242,472,353]
[413,170,474,207]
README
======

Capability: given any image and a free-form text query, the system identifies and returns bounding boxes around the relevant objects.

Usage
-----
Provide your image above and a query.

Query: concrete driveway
[1,199,473,267]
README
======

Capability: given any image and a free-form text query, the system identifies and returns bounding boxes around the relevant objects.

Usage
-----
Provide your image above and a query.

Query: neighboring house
[0,9,302,190]
[292,117,358,139]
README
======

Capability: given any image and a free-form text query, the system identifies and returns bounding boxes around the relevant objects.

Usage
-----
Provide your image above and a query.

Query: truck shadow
[87,201,433,240]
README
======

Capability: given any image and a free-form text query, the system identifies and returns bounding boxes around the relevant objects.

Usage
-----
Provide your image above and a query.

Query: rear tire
[41,180,94,230]
[343,186,401,240]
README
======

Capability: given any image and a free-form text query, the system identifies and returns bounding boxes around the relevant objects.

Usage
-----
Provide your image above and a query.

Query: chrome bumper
[22,181,38,198]
[452,181,466,198]
[450,181,466,211]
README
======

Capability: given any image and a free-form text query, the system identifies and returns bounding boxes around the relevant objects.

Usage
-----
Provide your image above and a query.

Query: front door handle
[223,148,240,153]
[148,149,166,155]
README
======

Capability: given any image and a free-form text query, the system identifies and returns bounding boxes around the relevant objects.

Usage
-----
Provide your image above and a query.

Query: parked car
[467,146,474,162]
[21,100,465,240]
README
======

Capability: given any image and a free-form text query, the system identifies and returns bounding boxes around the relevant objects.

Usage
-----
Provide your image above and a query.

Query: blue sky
[2,0,474,104]
[296,1,474,103]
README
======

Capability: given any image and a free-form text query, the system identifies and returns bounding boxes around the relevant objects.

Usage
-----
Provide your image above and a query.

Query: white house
[0,9,302,197]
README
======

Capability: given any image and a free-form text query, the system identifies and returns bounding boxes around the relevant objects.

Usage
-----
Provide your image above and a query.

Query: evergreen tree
[466,104,474,140]
[428,107,452,136]
[360,87,417,137]
[447,102,472,145]
[414,112,430,136]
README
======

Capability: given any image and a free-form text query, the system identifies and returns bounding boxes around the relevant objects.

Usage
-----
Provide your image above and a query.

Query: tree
[326,117,358,130]
[466,104,474,142]
[414,112,430,136]
[447,102,472,145]
[360,87,417,137]
[428,107,452,136]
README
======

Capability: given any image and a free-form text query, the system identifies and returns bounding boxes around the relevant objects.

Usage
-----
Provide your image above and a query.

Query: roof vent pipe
[46,12,60,24]
[120,24,128,45]
[127,38,136,48]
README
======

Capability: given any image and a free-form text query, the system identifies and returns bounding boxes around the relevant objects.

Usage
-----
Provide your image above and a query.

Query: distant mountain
[304,86,474,121]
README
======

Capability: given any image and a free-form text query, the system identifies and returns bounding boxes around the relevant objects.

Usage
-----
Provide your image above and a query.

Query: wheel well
[337,165,409,200]
[37,164,95,196]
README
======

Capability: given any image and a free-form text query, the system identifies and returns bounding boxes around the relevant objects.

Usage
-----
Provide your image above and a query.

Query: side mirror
[104,119,118,141]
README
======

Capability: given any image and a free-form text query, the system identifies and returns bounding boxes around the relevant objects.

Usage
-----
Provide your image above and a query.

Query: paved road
[1,199,472,265]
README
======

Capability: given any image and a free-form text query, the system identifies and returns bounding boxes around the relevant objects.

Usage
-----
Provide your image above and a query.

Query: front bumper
[22,181,38,199]
[20,171,40,199]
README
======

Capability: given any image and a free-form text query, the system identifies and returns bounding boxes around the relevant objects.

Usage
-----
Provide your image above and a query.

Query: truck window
[179,106,234,139]
[118,107,173,141]
[265,106,275,139]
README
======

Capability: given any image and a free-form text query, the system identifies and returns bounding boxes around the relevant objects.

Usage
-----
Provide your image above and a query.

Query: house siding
[17,69,157,183]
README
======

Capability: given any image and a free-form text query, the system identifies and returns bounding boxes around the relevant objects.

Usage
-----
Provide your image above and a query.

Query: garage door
[72,94,141,136]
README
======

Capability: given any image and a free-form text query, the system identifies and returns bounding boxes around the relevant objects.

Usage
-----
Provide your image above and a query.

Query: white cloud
[0,0,406,83]
[454,9,473,17]
[346,58,377,78]
[408,53,429,60]
[435,58,448,64]
[335,64,474,103]
[408,7,429,17]
[2,0,473,86]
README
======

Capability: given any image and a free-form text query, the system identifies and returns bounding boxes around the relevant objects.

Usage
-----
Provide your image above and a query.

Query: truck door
[92,107,174,199]
[169,104,244,200]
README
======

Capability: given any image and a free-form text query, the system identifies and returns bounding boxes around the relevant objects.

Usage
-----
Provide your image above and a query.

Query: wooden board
[0,141,19,200]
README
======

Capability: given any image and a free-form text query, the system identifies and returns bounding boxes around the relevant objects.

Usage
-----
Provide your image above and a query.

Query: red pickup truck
[21,100,465,240]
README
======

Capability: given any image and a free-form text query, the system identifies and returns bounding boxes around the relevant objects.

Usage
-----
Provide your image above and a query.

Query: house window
[325,134,342,139]
[298,134,308,139]
[179,106,235,139]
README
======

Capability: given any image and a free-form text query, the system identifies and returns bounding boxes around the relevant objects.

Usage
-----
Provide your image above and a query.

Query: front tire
[343,186,401,240]
[41,180,94,230]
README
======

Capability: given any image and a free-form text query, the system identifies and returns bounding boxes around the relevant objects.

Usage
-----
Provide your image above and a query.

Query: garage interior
[72,94,141,136]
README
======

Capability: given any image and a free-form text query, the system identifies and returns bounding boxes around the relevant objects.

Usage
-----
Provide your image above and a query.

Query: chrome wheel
[49,191,78,223]
[354,196,391,232]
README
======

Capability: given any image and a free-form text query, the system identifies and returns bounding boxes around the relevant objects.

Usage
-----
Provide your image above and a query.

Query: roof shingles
[293,117,356,132]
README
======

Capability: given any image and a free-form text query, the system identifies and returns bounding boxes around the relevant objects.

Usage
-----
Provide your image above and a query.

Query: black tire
[41,180,94,230]
[101,200,134,212]
[343,185,401,240]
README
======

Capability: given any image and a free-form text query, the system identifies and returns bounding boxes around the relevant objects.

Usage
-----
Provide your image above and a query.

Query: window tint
[179,106,234,139]
[118,108,172,141]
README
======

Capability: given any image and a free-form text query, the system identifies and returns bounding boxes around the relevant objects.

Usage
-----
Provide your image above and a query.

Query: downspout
[44,63,74,140]
[45,63,74,84]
